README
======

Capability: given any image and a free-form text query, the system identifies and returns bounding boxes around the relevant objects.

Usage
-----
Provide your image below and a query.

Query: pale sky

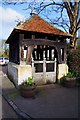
[0,1,32,40]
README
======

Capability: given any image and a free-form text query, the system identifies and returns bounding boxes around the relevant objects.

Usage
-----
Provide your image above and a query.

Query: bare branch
[3,1,28,5]
[56,7,64,21]
[37,2,65,14]
[63,1,74,21]
[42,13,69,33]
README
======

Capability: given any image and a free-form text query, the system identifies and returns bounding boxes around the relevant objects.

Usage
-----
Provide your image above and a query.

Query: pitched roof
[16,14,72,37]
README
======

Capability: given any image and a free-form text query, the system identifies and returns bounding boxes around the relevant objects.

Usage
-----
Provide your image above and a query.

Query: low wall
[8,62,32,87]
[33,72,56,85]
[58,63,68,83]
[7,62,68,87]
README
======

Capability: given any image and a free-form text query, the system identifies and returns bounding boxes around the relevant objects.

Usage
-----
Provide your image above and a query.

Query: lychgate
[6,14,72,87]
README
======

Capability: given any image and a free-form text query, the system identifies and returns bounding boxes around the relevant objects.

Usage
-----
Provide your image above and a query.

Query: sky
[0,1,32,40]
[0,0,71,41]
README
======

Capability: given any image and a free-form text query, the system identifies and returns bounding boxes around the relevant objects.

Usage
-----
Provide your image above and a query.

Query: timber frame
[7,30,67,65]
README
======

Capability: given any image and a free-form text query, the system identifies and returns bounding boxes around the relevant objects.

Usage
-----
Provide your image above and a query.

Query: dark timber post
[19,33,24,64]
[26,34,35,64]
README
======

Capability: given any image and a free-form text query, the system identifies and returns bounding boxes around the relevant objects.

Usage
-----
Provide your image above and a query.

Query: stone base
[33,72,56,85]
[58,64,68,83]
[7,62,68,87]
[8,62,32,87]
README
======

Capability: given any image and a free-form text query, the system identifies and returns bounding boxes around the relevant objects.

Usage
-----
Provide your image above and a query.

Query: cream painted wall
[58,64,68,83]
[8,62,32,87]
[8,62,68,87]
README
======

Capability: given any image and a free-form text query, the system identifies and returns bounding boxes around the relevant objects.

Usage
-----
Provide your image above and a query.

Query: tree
[32,0,80,49]
[4,0,80,49]
[1,40,9,57]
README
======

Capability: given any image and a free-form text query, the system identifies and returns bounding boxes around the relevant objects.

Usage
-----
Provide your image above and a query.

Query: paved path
[14,85,78,118]
[1,70,79,119]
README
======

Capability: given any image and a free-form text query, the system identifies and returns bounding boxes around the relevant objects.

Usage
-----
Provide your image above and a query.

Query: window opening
[24,46,27,59]
[34,63,43,72]
[47,50,49,60]
[43,50,46,58]
[51,49,54,60]
[46,63,54,72]
[61,48,64,61]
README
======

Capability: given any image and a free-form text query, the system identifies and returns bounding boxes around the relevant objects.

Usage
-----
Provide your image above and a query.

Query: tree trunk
[64,2,79,49]
[69,19,77,49]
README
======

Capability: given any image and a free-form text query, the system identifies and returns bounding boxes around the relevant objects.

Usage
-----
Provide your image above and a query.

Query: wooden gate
[32,58,57,85]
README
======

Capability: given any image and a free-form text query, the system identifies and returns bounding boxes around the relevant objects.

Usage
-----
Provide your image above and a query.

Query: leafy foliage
[67,46,80,80]
[66,72,75,78]
[24,77,35,86]
[0,49,9,58]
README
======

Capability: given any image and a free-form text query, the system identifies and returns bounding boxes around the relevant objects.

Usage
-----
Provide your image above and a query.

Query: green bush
[76,72,80,84]
[67,46,80,83]
[67,49,80,73]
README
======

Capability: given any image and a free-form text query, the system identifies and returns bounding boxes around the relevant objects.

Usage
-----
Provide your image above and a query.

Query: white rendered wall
[8,62,32,87]
[58,64,68,83]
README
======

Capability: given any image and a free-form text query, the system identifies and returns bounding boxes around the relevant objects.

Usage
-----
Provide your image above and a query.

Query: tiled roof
[16,14,72,37]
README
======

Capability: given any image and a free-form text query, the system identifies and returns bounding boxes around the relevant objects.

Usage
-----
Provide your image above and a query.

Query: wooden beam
[20,39,65,47]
